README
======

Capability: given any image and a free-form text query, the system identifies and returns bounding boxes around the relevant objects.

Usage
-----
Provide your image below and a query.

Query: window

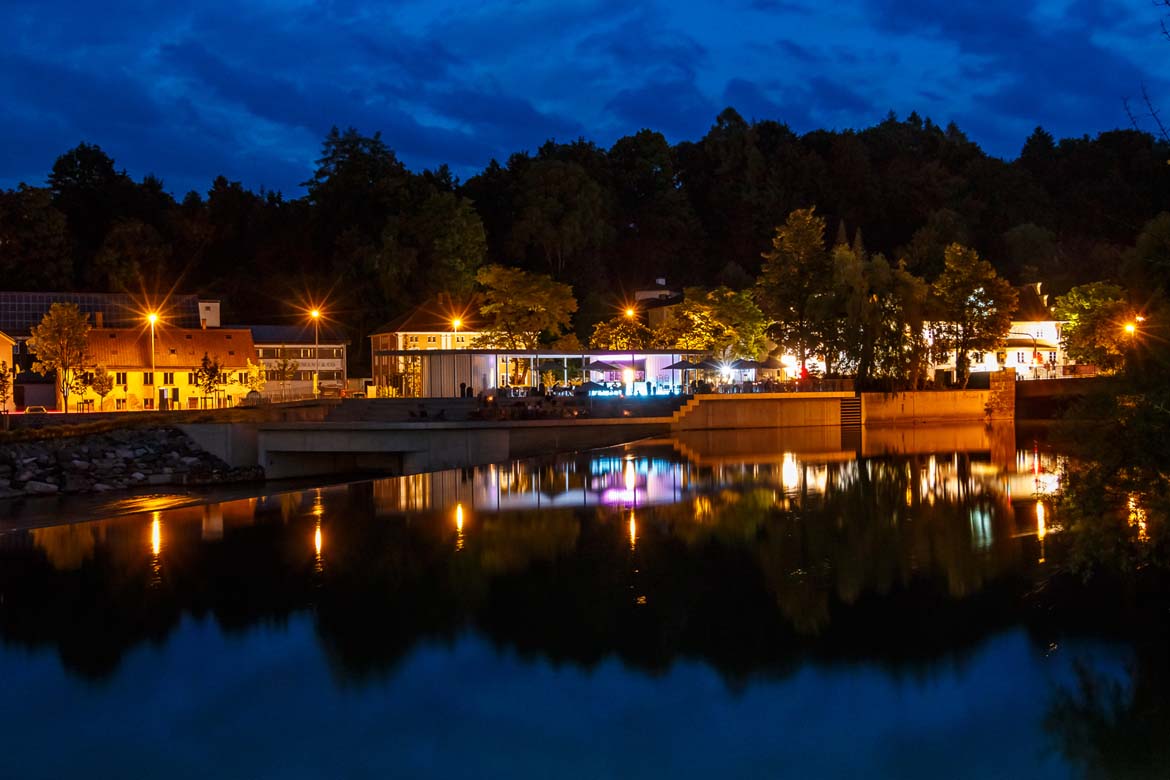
[144,398,154,410]
[115,398,126,410]
[427,336,436,343]
[187,373,196,384]
[238,372,246,383]
[143,372,154,386]
[115,372,127,385]
[1049,352,1057,363]
[1016,352,1026,364]
[163,372,175,385]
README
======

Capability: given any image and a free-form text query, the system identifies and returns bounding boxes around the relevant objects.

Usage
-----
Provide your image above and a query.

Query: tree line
[2,108,1170,370]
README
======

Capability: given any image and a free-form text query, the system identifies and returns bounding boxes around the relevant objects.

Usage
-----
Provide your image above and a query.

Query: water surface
[0,425,1159,778]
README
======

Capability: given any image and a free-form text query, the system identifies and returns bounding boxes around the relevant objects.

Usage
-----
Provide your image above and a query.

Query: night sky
[3,0,1166,196]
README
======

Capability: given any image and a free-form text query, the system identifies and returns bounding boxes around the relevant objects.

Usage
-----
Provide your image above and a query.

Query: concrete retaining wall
[256,417,672,479]
[861,391,989,424]
[671,393,854,431]
[179,423,259,468]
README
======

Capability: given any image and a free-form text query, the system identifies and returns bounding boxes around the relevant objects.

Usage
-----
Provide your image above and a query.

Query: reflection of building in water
[372,453,700,515]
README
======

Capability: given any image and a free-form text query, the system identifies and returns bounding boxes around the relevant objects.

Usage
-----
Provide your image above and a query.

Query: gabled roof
[244,324,348,345]
[86,328,257,369]
[373,294,485,335]
[1015,282,1053,321]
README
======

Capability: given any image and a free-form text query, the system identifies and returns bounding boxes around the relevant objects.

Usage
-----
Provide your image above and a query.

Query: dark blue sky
[2,0,1166,197]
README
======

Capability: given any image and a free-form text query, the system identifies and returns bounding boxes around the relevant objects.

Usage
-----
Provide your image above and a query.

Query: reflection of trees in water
[0,453,1032,683]
[654,454,1019,635]
[1054,394,1170,577]
[1046,638,1170,779]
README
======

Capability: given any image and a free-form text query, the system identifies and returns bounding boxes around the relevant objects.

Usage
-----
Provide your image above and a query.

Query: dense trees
[2,112,1168,373]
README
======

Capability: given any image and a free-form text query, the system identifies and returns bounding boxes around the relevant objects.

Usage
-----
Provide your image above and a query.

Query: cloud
[606,75,720,141]
[0,0,1166,194]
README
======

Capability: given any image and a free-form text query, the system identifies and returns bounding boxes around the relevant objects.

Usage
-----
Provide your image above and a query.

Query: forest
[2,108,1169,370]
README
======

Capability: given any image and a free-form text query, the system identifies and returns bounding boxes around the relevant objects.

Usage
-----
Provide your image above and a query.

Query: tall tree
[0,186,72,289]
[1052,282,1132,374]
[509,160,609,279]
[757,208,833,369]
[474,265,577,350]
[656,287,768,360]
[930,244,1018,387]
[92,218,172,290]
[47,143,136,283]
[27,303,91,413]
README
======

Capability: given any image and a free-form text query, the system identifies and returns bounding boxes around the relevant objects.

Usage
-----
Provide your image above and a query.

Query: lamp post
[310,309,321,399]
[147,312,158,409]
[625,306,636,394]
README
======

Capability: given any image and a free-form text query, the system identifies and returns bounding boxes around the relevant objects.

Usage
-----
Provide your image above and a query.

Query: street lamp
[310,308,321,399]
[147,312,158,409]
[625,307,635,318]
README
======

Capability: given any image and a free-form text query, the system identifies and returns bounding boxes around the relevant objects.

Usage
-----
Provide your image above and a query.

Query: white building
[370,295,485,394]
[248,324,348,400]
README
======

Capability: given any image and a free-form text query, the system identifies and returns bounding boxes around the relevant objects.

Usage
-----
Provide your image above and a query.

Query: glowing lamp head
[147,312,158,325]
[452,318,462,330]
[625,307,635,318]
[623,368,635,384]
[1125,322,1136,335]
[310,309,321,320]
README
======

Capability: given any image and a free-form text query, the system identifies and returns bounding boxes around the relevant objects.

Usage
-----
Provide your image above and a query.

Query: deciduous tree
[757,208,833,369]
[28,303,91,414]
[0,361,11,413]
[90,366,115,410]
[589,316,652,350]
[1052,282,1132,374]
[474,265,577,350]
[930,244,1017,387]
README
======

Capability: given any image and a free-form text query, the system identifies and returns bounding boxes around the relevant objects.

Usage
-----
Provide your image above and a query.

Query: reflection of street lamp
[310,309,321,398]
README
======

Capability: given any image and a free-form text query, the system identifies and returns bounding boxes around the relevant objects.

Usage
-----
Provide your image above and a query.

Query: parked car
[24,406,47,414]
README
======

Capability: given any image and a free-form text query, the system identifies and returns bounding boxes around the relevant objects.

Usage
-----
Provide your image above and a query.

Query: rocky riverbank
[0,427,264,500]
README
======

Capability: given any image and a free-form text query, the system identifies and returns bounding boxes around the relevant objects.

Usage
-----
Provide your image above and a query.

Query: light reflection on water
[2,424,1140,779]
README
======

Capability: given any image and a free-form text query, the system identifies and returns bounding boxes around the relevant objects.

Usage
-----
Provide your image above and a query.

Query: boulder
[24,480,58,494]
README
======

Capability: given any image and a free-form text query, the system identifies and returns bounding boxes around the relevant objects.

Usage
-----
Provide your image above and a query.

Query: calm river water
[0,424,1162,778]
